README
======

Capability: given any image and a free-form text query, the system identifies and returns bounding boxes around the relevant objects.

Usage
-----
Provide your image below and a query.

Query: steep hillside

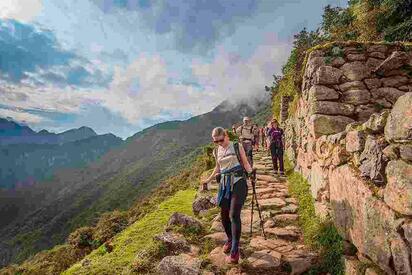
[0,100,262,267]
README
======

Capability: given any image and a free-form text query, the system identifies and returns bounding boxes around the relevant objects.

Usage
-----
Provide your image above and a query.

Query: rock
[346,130,366,153]
[347,53,366,61]
[382,144,400,160]
[364,78,382,90]
[369,52,386,59]
[283,254,314,275]
[306,56,326,78]
[256,174,277,182]
[385,92,412,143]
[249,236,291,251]
[167,213,202,231]
[274,214,299,223]
[375,97,392,108]
[342,89,371,105]
[329,165,402,274]
[365,268,380,275]
[339,81,366,92]
[308,85,340,101]
[309,162,327,199]
[259,197,286,208]
[363,111,389,133]
[356,105,379,122]
[226,267,244,275]
[310,101,354,116]
[384,160,412,215]
[367,45,387,53]
[331,57,346,67]
[399,85,412,92]
[332,145,351,166]
[382,75,409,87]
[281,204,298,214]
[344,257,362,275]
[157,254,202,275]
[374,51,410,73]
[204,232,227,245]
[314,202,330,219]
[210,220,224,232]
[154,232,190,254]
[390,237,412,275]
[341,61,371,81]
[192,196,216,216]
[314,66,343,85]
[366,58,383,69]
[376,87,405,104]
[266,227,299,241]
[209,247,228,268]
[309,114,355,138]
[400,145,412,162]
[359,135,388,184]
[402,222,412,249]
[264,219,275,229]
[247,250,281,269]
[342,240,357,256]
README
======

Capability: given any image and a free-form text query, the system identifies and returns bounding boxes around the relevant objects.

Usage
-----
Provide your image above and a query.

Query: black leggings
[220,178,248,255]
[270,143,284,173]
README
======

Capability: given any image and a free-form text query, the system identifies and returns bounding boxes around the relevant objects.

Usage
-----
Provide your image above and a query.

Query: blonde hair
[212,127,227,137]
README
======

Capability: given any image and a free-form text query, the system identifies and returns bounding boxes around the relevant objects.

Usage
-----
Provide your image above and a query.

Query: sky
[0,0,346,139]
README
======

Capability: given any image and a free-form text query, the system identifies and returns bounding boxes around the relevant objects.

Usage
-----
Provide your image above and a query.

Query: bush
[67,227,96,249]
[94,210,128,244]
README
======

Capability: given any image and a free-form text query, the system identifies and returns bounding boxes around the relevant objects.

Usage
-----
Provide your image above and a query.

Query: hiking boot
[226,251,240,264]
[223,241,232,254]
[279,171,285,177]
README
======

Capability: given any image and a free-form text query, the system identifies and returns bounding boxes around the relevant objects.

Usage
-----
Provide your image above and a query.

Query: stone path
[205,150,317,274]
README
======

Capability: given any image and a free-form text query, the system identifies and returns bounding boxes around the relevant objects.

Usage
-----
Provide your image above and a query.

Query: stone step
[258,197,287,208]
[265,227,300,241]
[247,249,282,270]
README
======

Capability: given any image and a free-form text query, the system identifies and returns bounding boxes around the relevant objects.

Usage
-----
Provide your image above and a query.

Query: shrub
[130,241,168,273]
[67,226,96,249]
[94,210,128,244]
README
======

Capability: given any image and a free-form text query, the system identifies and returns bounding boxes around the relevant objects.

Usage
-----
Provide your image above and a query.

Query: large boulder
[363,111,389,133]
[384,160,412,215]
[310,101,354,116]
[341,62,371,81]
[167,213,202,231]
[157,254,202,275]
[192,196,216,216]
[314,66,343,85]
[359,135,388,184]
[342,89,371,105]
[154,232,190,254]
[309,162,328,200]
[376,87,405,104]
[329,165,404,274]
[385,93,412,143]
[308,85,340,101]
[374,51,410,73]
[346,130,366,153]
[309,115,355,138]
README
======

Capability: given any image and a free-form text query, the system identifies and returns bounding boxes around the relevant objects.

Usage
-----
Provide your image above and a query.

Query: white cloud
[192,34,291,105]
[0,108,46,124]
[0,0,43,22]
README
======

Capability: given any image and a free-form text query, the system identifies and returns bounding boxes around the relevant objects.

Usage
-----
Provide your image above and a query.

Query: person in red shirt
[267,119,285,176]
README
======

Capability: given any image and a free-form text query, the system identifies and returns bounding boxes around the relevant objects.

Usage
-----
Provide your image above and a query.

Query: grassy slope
[64,189,196,274]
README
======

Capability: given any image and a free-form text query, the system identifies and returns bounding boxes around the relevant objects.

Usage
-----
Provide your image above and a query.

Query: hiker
[265,121,272,156]
[253,124,260,151]
[235,117,255,167]
[267,119,285,176]
[260,125,266,150]
[201,127,253,264]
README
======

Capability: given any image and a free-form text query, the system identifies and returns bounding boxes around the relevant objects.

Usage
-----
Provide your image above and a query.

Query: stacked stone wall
[284,42,412,274]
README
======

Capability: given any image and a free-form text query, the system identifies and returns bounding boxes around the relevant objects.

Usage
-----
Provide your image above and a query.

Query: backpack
[213,142,246,173]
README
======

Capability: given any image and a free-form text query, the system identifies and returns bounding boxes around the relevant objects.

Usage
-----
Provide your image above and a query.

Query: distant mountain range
[0,119,123,189]
[0,118,98,145]
[0,99,267,267]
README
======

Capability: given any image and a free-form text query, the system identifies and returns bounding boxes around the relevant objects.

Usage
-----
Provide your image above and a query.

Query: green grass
[63,189,197,274]
[284,158,344,275]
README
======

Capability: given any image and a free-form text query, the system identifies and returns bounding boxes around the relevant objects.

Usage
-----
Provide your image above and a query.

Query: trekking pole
[249,169,267,239]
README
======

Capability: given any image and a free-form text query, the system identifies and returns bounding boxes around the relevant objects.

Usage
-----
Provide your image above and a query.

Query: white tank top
[216,142,242,171]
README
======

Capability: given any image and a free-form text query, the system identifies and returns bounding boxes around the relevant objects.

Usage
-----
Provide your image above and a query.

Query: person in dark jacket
[267,119,285,176]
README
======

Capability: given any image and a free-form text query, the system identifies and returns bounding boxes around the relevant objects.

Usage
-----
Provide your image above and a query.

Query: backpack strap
[213,147,218,161]
[233,142,246,173]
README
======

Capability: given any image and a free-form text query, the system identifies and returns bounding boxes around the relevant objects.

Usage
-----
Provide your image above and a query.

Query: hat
[243,116,251,122]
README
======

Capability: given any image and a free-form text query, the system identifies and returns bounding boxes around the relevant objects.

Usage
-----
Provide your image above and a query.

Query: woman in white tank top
[202,127,253,264]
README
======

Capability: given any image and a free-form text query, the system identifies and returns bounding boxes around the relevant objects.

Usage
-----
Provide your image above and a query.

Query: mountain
[0,133,123,189]
[0,99,264,267]
[0,119,98,145]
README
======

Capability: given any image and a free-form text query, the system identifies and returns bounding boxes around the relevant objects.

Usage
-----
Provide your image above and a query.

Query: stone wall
[284,42,412,274]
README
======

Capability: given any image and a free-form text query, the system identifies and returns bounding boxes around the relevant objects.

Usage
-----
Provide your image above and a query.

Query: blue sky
[0,0,346,138]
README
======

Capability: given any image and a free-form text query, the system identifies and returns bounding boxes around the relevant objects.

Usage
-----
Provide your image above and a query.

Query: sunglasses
[213,138,225,144]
